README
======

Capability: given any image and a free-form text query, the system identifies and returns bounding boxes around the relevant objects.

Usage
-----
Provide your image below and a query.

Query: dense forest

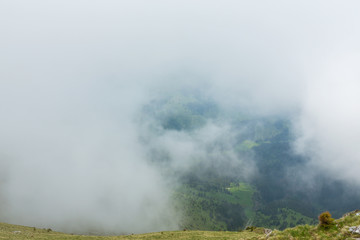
[140,91,360,231]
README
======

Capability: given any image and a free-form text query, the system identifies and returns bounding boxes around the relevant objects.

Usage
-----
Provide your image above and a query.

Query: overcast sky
[1,0,360,234]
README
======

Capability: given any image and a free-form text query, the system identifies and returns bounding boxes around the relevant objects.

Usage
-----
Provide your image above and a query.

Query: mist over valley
[1,0,360,235]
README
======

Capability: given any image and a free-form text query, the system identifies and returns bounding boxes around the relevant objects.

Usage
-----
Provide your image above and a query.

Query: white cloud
[1,0,360,233]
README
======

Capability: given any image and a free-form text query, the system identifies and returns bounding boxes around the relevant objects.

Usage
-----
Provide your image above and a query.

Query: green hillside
[140,92,360,231]
[174,180,317,231]
[174,182,254,231]
[0,222,263,239]
[2,210,360,239]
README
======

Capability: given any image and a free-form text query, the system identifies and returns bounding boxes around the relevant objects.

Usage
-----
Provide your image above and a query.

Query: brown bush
[318,211,334,229]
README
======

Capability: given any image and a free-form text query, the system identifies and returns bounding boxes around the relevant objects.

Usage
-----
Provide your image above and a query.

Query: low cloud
[1,0,360,234]
[294,54,360,185]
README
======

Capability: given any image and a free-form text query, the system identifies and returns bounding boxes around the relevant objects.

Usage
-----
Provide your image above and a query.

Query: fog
[1,0,360,234]
[294,55,360,185]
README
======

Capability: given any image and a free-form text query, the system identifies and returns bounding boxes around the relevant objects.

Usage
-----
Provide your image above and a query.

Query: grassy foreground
[267,210,360,239]
[0,223,263,240]
[2,210,360,240]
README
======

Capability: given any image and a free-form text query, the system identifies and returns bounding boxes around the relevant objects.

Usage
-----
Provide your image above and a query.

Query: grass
[267,210,360,239]
[227,182,254,206]
[227,183,255,219]
[238,140,259,151]
[0,223,265,240]
[2,211,360,239]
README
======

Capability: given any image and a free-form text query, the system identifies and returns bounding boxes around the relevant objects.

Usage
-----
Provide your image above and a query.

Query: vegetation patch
[2,210,360,239]
[174,182,254,231]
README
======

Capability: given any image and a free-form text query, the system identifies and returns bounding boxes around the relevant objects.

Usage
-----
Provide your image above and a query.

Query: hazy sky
[1,0,360,234]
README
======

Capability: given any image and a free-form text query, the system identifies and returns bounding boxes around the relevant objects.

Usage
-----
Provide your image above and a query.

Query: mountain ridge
[2,210,360,239]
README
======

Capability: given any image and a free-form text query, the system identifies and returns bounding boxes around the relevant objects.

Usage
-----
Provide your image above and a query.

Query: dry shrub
[318,211,335,229]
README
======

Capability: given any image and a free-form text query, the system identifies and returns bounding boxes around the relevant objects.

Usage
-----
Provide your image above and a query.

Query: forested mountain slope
[140,92,360,231]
